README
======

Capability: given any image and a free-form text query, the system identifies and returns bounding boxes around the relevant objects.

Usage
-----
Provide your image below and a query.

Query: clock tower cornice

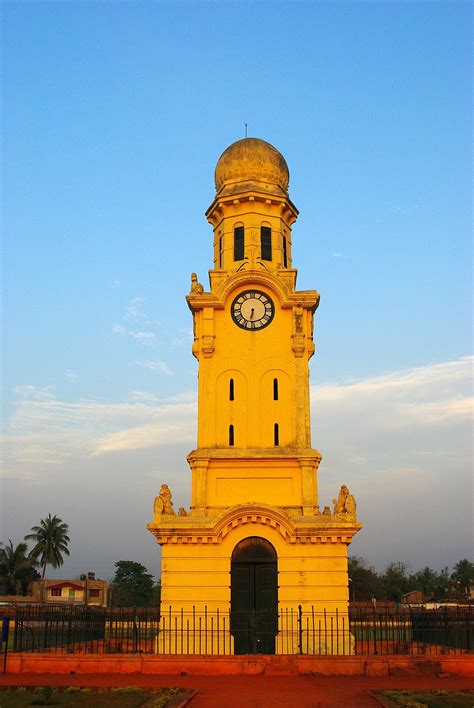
[187,269,320,314]
[206,191,298,230]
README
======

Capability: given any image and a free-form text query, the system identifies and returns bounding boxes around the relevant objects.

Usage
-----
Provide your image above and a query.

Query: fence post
[2,618,9,673]
[372,599,378,655]
[466,605,471,652]
[297,605,303,654]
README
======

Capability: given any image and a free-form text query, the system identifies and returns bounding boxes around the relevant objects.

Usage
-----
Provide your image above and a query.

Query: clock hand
[250,308,255,320]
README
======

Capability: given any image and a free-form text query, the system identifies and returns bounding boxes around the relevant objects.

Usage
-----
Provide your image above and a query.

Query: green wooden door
[230,537,278,654]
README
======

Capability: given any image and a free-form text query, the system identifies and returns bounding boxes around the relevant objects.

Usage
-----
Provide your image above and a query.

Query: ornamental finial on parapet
[332,485,357,522]
[153,484,176,520]
[190,273,204,295]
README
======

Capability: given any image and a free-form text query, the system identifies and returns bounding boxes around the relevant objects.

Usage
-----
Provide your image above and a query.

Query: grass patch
[378,689,474,707]
[0,687,189,707]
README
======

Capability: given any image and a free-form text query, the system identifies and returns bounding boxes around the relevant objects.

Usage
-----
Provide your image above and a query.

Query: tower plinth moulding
[148,137,362,655]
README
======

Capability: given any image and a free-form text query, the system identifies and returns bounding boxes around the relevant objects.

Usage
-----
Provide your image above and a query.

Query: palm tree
[0,540,39,595]
[25,514,70,579]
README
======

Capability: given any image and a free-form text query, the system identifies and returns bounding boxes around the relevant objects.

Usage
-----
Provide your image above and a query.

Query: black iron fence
[5,604,473,656]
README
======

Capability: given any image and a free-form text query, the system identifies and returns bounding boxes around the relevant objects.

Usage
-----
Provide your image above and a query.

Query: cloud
[129,331,155,344]
[2,357,471,570]
[4,356,470,476]
[312,356,472,428]
[136,359,174,375]
[331,251,344,258]
[306,357,472,569]
[111,280,120,289]
[124,296,150,326]
[2,385,197,473]
[112,296,156,344]
[65,370,78,382]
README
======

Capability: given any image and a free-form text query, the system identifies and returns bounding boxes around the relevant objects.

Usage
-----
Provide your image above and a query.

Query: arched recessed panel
[216,369,247,447]
[259,369,293,446]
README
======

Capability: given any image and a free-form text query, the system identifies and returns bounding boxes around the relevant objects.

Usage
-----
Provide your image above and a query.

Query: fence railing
[6,604,473,656]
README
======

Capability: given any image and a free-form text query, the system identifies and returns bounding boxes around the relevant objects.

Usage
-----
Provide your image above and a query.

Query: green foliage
[410,566,450,599]
[0,540,40,595]
[380,689,474,707]
[111,687,143,694]
[381,561,411,601]
[25,514,70,579]
[41,685,54,705]
[111,560,155,607]
[348,555,385,600]
[150,580,162,607]
[451,559,474,598]
[348,556,473,602]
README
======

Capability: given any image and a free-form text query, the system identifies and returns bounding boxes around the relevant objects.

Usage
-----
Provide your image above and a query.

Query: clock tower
[148,138,361,655]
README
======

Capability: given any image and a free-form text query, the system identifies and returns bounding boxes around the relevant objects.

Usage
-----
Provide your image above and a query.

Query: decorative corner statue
[178,507,188,517]
[294,303,304,333]
[153,484,176,519]
[332,484,357,522]
[190,272,204,295]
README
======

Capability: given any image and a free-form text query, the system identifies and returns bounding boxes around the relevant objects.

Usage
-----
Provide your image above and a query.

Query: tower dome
[214,137,289,197]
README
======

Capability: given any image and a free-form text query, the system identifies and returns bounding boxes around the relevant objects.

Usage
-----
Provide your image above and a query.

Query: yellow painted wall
[160,523,349,612]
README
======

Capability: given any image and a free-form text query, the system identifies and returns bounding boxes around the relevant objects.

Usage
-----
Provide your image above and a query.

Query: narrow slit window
[219,235,223,268]
[234,226,244,261]
[229,378,234,401]
[274,423,279,446]
[261,226,272,261]
[229,424,235,446]
[273,378,278,401]
[282,236,288,268]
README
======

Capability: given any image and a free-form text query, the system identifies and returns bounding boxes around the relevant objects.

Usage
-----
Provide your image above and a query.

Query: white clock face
[231,290,275,330]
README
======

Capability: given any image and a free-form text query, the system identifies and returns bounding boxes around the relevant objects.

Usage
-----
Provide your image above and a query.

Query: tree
[111,561,155,607]
[0,540,39,595]
[150,580,161,608]
[451,559,474,598]
[410,566,450,600]
[25,514,70,579]
[381,562,411,602]
[348,556,385,600]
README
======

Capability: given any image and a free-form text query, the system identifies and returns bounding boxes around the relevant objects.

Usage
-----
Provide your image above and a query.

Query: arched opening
[234,225,244,261]
[260,226,272,261]
[230,536,278,654]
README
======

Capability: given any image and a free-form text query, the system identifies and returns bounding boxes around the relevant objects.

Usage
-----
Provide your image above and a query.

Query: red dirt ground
[0,673,473,707]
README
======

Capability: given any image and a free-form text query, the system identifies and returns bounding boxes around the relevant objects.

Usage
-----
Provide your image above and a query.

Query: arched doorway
[230,536,278,654]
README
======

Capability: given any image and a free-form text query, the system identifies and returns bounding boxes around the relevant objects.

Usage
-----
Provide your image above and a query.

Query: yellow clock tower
[148,138,361,655]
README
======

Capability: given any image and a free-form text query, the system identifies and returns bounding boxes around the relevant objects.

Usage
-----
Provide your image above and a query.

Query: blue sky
[2,1,472,581]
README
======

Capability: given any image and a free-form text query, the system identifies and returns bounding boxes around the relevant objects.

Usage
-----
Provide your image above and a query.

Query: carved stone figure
[190,272,204,295]
[153,484,176,518]
[294,303,304,333]
[178,507,188,517]
[332,484,357,521]
[322,505,331,516]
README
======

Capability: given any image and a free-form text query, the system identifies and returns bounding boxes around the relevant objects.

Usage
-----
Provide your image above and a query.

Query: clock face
[231,290,275,331]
